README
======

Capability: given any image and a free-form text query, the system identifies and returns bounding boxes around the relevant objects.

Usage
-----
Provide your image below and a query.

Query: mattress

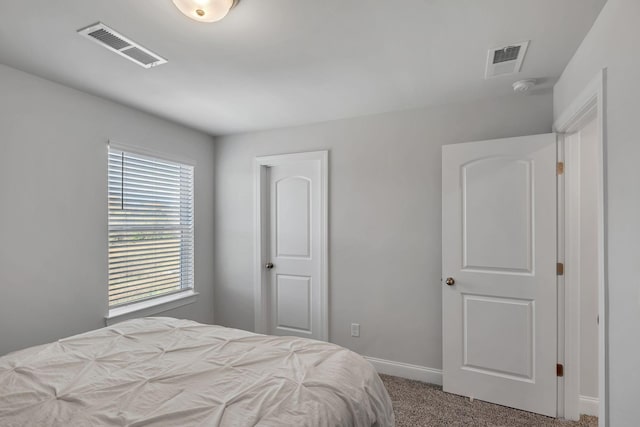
[0,317,394,427]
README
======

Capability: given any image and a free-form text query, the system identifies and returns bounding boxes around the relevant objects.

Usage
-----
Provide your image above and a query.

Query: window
[108,147,194,308]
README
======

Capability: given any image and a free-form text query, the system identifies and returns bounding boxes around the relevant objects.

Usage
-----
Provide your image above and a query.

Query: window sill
[105,290,198,326]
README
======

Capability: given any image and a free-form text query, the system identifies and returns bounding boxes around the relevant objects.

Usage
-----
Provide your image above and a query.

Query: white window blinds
[108,147,194,307]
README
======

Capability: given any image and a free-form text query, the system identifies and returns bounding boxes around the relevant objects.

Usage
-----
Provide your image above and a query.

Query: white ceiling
[0,0,606,135]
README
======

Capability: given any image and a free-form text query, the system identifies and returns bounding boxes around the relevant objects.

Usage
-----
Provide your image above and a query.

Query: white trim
[105,290,198,325]
[554,69,607,426]
[364,356,443,386]
[553,72,600,134]
[254,164,269,334]
[108,140,197,167]
[253,151,329,341]
[562,132,582,420]
[556,133,567,418]
[580,395,600,417]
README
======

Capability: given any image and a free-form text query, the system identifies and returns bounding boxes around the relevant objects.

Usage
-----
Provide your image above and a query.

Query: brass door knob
[265,262,274,269]
[445,277,455,286]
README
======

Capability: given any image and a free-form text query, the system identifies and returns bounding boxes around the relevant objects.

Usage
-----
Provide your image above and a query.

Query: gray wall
[214,93,552,369]
[0,65,216,356]
[553,0,640,423]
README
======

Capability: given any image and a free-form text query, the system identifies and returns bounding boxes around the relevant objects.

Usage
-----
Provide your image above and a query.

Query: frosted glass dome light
[172,0,237,23]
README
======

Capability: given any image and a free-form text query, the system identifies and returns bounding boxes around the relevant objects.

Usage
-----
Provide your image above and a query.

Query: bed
[0,317,394,427]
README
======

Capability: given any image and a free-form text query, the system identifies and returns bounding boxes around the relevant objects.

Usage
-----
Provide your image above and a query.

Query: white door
[263,153,326,340]
[442,134,558,416]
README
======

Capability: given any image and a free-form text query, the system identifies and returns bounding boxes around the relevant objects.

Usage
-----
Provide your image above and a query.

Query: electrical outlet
[351,323,360,337]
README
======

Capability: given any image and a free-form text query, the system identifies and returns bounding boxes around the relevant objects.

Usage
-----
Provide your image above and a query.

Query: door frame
[553,69,607,424]
[253,150,329,341]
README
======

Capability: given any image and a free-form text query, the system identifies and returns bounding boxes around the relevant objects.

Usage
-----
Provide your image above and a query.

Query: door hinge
[557,162,564,175]
[557,363,564,377]
[557,262,564,276]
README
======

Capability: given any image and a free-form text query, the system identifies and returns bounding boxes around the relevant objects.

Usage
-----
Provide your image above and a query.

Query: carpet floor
[380,374,597,427]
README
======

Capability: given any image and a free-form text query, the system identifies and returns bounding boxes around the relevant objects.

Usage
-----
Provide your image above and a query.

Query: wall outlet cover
[351,323,360,337]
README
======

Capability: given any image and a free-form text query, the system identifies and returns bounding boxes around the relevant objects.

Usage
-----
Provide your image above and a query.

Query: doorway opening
[440,70,606,422]
[555,69,606,424]
[253,151,329,341]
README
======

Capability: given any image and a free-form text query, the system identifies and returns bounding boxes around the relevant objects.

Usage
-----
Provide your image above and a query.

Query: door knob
[265,262,274,269]
[445,277,455,286]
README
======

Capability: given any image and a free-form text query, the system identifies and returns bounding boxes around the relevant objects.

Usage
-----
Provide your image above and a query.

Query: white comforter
[0,317,394,427]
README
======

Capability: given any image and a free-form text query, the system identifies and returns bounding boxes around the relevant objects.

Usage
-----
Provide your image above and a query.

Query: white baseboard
[366,355,595,417]
[579,395,599,417]
[366,356,596,417]
[364,356,442,386]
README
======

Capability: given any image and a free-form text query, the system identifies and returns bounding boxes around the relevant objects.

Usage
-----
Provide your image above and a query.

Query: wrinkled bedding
[0,317,394,427]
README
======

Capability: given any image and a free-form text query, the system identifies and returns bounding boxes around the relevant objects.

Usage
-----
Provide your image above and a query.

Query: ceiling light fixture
[172,0,238,23]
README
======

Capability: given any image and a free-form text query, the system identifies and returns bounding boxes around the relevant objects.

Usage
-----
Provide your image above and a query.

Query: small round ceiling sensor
[512,79,537,93]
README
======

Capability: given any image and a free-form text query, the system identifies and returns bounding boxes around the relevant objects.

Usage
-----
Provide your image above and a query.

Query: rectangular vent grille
[493,46,521,64]
[88,28,131,50]
[122,47,161,66]
[485,41,529,79]
[78,22,167,69]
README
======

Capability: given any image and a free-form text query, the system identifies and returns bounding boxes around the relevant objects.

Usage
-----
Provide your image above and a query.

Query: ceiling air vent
[485,41,529,79]
[78,22,167,69]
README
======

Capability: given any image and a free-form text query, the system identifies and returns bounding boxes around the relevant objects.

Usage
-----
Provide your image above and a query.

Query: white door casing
[442,134,557,417]
[553,69,606,425]
[254,151,328,341]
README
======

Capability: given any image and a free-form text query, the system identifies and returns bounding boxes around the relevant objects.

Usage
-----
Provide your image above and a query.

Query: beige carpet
[380,374,597,427]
